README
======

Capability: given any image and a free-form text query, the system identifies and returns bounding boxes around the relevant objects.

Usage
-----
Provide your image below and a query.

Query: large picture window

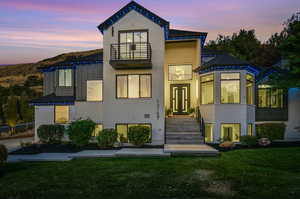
[55,106,69,124]
[119,31,148,59]
[221,123,240,142]
[246,74,254,105]
[87,80,103,101]
[221,73,240,104]
[258,85,284,108]
[116,74,151,99]
[58,69,72,87]
[116,124,152,143]
[169,65,192,81]
[201,74,214,104]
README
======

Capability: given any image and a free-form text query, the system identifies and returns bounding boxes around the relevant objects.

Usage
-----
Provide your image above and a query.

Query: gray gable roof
[202,54,250,68]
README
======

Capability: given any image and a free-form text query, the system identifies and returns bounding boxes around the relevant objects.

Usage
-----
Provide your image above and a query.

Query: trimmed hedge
[37,125,65,144]
[97,129,118,148]
[240,136,257,147]
[128,126,150,146]
[0,144,8,165]
[66,119,96,147]
[256,123,286,140]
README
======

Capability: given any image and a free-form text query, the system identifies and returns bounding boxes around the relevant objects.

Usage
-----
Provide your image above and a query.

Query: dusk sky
[0,0,299,65]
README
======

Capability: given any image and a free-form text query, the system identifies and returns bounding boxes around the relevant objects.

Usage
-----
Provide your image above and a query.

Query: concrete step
[166,140,204,144]
[164,144,219,156]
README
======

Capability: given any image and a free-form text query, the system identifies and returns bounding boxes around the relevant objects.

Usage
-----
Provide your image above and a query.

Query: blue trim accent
[256,69,277,84]
[167,35,207,48]
[40,60,103,73]
[31,102,74,106]
[199,65,261,76]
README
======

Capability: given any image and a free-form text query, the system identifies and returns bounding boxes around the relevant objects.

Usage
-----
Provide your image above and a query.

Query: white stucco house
[31,1,300,146]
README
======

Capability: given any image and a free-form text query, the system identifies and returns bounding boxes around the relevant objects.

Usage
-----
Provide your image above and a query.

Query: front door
[170,84,190,115]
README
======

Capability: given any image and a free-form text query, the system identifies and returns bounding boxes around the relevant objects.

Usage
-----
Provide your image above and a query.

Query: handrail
[110,42,151,61]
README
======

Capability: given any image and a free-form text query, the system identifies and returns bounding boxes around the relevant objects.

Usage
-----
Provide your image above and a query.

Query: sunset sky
[0,0,299,65]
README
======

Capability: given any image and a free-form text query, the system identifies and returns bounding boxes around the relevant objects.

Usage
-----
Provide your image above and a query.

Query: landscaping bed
[9,143,163,155]
[209,140,300,152]
[0,130,34,140]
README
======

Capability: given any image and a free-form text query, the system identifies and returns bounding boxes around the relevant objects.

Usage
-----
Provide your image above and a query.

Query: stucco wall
[74,102,103,124]
[164,40,201,110]
[102,10,165,145]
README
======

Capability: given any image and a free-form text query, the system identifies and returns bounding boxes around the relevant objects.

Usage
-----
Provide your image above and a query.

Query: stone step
[166,140,204,144]
[164,144,219,156]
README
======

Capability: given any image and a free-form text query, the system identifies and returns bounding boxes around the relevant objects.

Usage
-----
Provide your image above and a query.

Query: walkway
[0,137,34,153]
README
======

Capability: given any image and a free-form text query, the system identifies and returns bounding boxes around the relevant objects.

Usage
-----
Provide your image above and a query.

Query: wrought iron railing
[110,42,152,61]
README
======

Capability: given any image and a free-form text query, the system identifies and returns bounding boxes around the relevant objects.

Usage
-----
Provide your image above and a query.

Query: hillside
[0,49,103,87]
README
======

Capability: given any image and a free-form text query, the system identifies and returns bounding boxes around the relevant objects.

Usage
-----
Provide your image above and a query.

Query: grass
[1,147,300,199]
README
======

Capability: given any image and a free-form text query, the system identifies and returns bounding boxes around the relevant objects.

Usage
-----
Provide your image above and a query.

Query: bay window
[247,124,253,136]
[221,73,240,104]
[116,74,151,99]
[204,123,214,142]
[258,85,284,108]
[87,80,103,101]
[58,69,72,87]
[201,74,214,104]
[246,74,254,105]
[221,123,240,142]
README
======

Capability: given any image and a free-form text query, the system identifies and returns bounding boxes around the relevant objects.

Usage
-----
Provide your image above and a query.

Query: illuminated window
[205,123,214,142]
[116,75,151,98]
[116,124,151,143]
[246,74,254,105]
[168,65,192,81]
[221,73,240,104]
[258,85,284,108]
[92,124,103,137]
[87,80,103,101]
[201,74,214,104]
[58,69,72,87]
[247,124,253,136]
[55,106,69,124]
[221,123,240,142]
[119,31,148,59]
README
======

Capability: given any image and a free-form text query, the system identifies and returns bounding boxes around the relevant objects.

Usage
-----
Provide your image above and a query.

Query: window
[116,124,152,143]
[246,74,254,105]
[247,124,253,136]
[116,75,151,99]
[55,106,69,124]
[168,65,192,81]
[258,85,284,108]
[221,73,240,104]
[221,123,240,142]
[87,80,103,101]
[58,69,72,87]
[119,31,148,59]
[205,123,214,142]
[201,74,214,104]
[92,124,103,137]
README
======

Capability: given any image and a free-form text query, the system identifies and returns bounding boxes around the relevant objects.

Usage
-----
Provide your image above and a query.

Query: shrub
[37,125,65,144]
[240,136,257,147]
[258,138,271,147]
[256,123,286,140]
[66,119,96,147]
[97,129,118,148]
[128,126,151,146]
[0,144,8,165]
[219,141,235,149]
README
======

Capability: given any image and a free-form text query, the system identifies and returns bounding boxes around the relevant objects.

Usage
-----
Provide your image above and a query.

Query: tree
[19,92,34,122]
[5,95,18,135]
[270,12,300,88]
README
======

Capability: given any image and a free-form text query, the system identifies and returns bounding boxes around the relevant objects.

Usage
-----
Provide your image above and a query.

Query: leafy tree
[5,95,18,135]
[19,92,34,122]
[270,12,300,88]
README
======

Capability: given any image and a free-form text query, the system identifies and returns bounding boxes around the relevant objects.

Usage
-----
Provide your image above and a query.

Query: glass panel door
[170,84,190,115]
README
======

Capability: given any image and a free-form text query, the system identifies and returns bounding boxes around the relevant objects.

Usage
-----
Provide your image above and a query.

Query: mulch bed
[9,143,164,155]
[209,141,300,152]
[0,132,34,141]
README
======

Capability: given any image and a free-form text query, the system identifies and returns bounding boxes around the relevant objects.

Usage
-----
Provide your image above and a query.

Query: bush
[96,129,118,148]
[128,126,151,146]
[256,123,286,140]
[37,125,65,144]
[258,138,271,147]
[66,119,96,147]
[219,141,235,149]
[0,144,8,165]
[240,136,257,147]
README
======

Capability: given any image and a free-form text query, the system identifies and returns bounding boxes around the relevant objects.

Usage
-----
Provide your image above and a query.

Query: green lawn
[1,147,300,199]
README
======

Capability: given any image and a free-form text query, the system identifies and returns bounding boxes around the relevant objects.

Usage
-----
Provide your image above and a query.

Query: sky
[0,0,299,65]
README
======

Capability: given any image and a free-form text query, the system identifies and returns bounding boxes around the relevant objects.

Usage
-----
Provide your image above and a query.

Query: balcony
[110,42,152,69]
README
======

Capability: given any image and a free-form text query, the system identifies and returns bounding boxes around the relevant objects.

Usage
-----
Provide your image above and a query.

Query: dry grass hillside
[0,49,102,87]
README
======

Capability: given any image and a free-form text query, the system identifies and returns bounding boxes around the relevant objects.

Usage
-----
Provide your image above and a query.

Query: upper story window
[58,69,72,87]
[168,65,192,81]
[258,85,284,108]
[116,74,151,99]
[221,73,240,104]
[87,80,103,101]
[200,74,214,104]
[119,31,148,60]
[246,74,254,105]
